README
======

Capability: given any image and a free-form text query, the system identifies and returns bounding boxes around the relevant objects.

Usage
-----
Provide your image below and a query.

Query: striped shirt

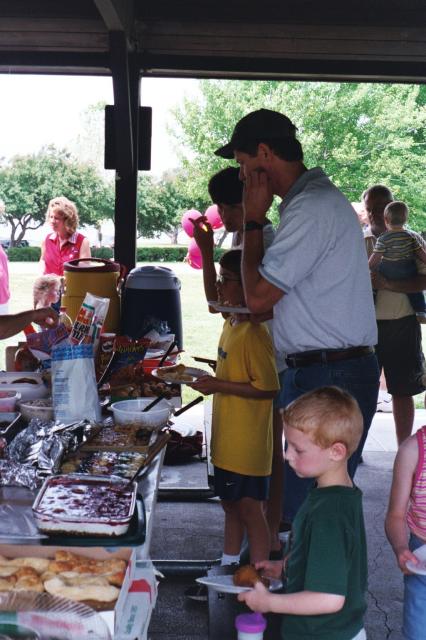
[374,229,425,262]
[407,426,426,540]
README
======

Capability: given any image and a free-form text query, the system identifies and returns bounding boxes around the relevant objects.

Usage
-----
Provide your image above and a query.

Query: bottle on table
[58,306,73,331]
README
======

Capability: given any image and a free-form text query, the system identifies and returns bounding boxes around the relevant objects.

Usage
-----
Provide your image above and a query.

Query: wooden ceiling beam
[94,0,134,37]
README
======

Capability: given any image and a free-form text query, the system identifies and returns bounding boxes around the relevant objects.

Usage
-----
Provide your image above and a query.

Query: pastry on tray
[0,551,127,609]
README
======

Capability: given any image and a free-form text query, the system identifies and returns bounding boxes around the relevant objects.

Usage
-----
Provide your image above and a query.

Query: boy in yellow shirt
[191,249,279,563]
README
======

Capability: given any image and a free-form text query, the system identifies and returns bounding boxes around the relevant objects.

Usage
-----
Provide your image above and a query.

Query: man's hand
[188,375,219,395]
[371,271,389,291]
[33,307,59,329]
[243,170,273,223]
[190,217,214,255]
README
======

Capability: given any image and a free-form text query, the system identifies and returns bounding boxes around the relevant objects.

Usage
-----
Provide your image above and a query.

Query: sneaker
[376,390,393,413]
[184,584,208,602]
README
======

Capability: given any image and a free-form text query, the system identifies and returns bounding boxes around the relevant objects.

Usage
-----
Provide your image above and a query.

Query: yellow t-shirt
[211,319,279,476]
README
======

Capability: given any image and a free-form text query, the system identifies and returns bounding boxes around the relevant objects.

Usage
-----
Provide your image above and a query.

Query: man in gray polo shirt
[215,109,380,522]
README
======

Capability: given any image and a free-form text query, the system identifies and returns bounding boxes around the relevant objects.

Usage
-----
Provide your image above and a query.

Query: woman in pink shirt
[40,196,91,276]
[0,245,10,315]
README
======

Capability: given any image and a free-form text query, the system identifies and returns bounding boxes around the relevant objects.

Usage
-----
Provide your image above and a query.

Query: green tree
[0,146,114,245]
[172,81,426,230]
[137,172,200,242]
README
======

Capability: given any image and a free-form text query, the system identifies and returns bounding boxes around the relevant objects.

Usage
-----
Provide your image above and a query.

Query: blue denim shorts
[213,466,270,502]
[403,533,426,639]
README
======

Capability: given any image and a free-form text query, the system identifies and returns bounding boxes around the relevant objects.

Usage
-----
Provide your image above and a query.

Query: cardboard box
[0,544,146,638]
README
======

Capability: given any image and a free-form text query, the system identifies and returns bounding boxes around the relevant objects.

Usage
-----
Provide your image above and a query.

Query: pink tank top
[407,426,426,540]
[0,246,10,304]
[43,232,85,276]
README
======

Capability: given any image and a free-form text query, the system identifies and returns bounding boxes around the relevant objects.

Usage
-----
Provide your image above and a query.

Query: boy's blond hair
[282,386,363,456]
[33,274,63,309]
[384,201,408,227]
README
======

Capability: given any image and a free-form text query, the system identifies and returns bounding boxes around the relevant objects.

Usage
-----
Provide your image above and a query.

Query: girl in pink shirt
[386,426,426,638]
[0,245,10,314]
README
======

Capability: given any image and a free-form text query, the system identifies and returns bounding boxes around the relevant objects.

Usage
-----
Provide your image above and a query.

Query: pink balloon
[181,209,202,237]
[186,238,203,269]
[204,204,223,230]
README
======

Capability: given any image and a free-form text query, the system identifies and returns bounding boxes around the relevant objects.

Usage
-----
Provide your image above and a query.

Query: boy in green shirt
[238,386,367,640]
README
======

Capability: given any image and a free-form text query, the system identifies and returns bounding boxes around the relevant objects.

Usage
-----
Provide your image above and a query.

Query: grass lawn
[3,262,426,407]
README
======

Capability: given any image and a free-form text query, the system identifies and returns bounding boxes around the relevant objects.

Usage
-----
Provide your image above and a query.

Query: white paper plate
[196,574,282,594]
[151,366,208,385]
[208,301,250,314]
[406,543,426,575]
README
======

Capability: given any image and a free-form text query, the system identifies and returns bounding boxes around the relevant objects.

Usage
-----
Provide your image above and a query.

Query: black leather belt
[285,346,374,368]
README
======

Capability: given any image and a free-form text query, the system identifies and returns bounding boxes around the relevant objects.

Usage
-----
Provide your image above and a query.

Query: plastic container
[18,398,53,422]
[62,258,123,333]
[0,372,48,402]
[235,613,267,640]
[0,391,21,413]
[109,397,172,429]
[121,265,183,349]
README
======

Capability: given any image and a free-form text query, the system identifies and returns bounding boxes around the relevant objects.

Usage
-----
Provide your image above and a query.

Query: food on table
[233,565,269,588]
[81,424,154,451]
[32,475,136,537]
[44,574,119,603]
[61,450,147,478]
[0,551,127,605]
[10,378,38,385]
[155,363,194,382]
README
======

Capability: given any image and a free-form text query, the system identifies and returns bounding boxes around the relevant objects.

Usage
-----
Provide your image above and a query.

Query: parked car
[0,239,30,249]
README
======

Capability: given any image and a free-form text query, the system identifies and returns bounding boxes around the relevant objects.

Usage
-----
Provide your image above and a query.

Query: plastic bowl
[18,398,54,422]
[0,391,21,413]
[109,397,172,429]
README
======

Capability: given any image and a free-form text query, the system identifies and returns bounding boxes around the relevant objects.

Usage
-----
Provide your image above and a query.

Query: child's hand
[237,581,271,612]
[188,375,218,396]
[396,547,419,574]
[254,559,283,580]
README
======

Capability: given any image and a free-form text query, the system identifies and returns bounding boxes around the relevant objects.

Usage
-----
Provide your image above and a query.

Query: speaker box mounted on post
[104,105,152,170]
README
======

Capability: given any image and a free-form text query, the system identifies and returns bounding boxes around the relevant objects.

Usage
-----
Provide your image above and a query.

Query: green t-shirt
[282,485,367,640]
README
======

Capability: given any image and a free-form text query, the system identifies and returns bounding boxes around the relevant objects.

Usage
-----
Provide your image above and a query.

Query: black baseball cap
[214,108,297,159]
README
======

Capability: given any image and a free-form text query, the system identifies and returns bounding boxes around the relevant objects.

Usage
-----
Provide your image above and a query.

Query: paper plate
[151,367,208,385]
[196,574,282,594]
[406,543,426,575]
[208,301,250,314]
[0,591,111,639]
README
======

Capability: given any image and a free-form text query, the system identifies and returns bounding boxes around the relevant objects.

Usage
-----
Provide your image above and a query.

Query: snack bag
[51,343,101,423]
[103,336,150,386]
[69,292,110,353]
[26,323,69,361]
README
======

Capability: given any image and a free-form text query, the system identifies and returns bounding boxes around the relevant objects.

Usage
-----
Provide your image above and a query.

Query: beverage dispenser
[120,265,183,349]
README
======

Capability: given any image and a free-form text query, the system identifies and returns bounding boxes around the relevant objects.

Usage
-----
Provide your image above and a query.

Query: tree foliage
[136,171,198,242]
[171,81,426,230]
[0,146,114,245]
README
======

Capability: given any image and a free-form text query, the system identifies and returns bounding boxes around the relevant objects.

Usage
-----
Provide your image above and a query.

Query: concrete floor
[147,407,426,639]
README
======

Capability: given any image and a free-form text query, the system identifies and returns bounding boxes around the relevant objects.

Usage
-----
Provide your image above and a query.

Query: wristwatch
[244,220,264,232]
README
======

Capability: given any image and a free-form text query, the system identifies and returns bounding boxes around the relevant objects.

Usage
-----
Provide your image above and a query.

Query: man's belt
[285,346,374,368]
